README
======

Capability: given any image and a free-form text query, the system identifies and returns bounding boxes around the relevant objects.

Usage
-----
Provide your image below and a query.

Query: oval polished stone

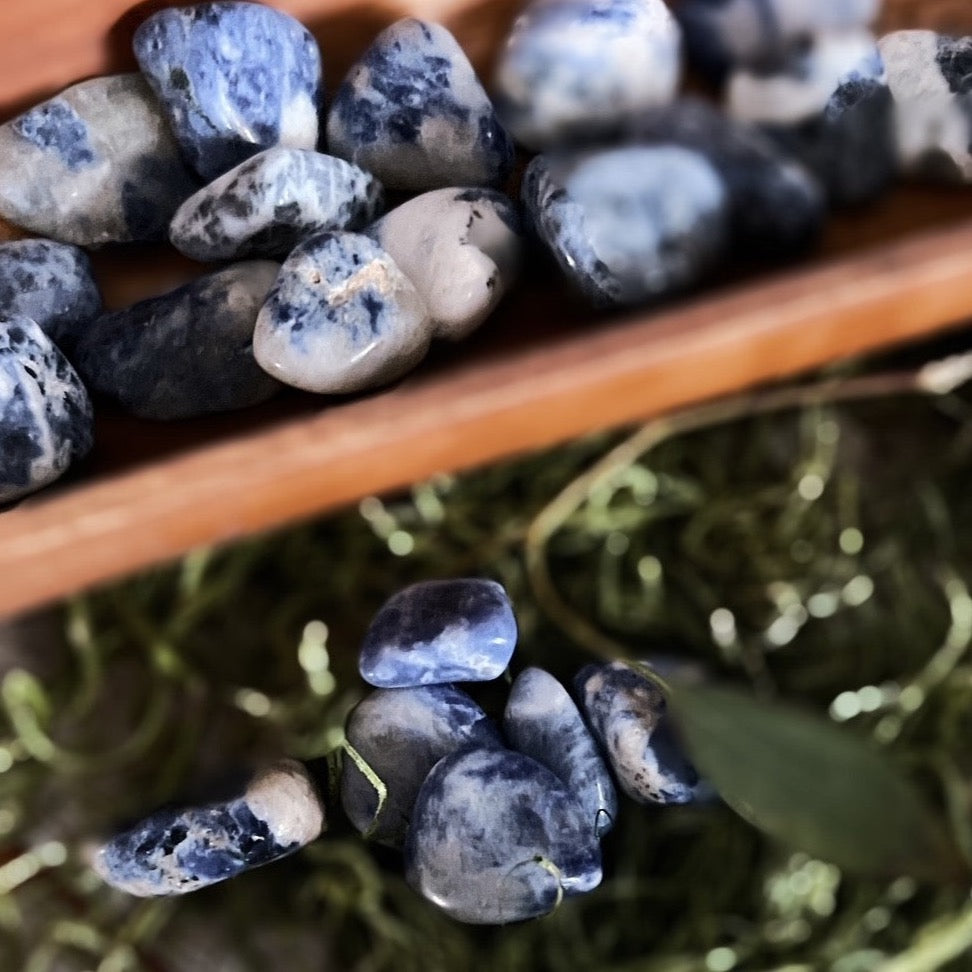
[405,746,602,924]
[341,684,503,848]
[93,760,325,896]
[358,579,517,688]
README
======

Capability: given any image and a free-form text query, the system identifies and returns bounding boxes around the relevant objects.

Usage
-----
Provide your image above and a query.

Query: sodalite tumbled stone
[0,75,198,246]
[405,746,602,924]
[134,2,323,182]
[170,148,384,261]
[94,760,324,896]
[0,241,101,352]
[494,0,682,150]
[326,18,514,191]
[504,667,617,838]
[0,316,93,503]
[74,263,281,420]
[523,145,729,307]
[253,232,431,394]
[576,662,703,806]
[342,684,502,848]
[368,188,523,341]
[358,579,517,688]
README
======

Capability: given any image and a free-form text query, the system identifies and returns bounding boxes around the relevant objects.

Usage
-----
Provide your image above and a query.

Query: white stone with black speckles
[254,232,431,395]
[368,188,523,341]
[0,75,198,246]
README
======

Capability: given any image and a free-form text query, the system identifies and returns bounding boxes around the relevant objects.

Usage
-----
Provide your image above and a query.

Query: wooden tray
[0,0,970,618]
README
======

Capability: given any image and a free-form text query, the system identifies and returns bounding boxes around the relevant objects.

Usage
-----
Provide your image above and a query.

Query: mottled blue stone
[405,745,602,923]
[0,240,102,352]
[94,760,325,896]
[74,262,281,420]
[576,661,703,805]
[134,2,323,182]
[358,579,517,688]
[504,667,617,838]
[341,684,503,848]
[170,148,384,261]
[0,316,93,503]
[522,145,729,307]
[326,18,513,190]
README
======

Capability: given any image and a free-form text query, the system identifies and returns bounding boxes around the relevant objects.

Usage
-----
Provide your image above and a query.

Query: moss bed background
[4,333,972,971]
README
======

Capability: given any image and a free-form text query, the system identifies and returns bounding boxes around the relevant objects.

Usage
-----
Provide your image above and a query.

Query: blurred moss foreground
[3,336,972,972]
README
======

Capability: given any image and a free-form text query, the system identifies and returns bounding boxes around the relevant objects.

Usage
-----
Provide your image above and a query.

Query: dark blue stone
[358,579,517,688]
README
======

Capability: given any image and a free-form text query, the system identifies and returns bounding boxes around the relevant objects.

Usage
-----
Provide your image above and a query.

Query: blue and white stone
[74,262,280,420]
[576,661,703,805]
[0,316,93,503]
[0,75,198,246]
[368,188,523,341]
[341,684,503,848]
[170,148,384,262]
[493,0,682,151]
[326,18,514,191]
[522,145,729,308]
[879,31,972,183]
[0,240,102,352]
[134,2,323,182]
[405,745,602,924]
[359,579,517,688]
[253,232,431,395]
[93,759,324,896]
[727,30,896,204]
[504,667,617,838]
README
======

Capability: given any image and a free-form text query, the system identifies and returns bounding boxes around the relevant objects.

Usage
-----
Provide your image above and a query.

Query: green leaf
[666,682,960,882]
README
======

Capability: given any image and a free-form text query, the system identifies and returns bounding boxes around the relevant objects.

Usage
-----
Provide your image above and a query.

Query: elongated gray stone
[0,75,198,246]
[74,263,280,420]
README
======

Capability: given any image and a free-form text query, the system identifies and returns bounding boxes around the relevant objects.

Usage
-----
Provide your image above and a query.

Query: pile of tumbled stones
[1,0,970,502]
[94,578,707,923]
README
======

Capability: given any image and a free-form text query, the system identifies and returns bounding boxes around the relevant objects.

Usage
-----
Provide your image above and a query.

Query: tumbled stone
[326,18,513,190]
[368,188,523,341]
[341,684,503,848]
[253,232,430,394]
[879,30,972,183]
[0,316,93,503]
[405,745,602,923]
[522,145,728,307]
[576,662,702,805]
[74,263,280,420]
[0,75,198,246]
[93,760,324,896]
[494,0,682,150]
[504,667,617,838]
[134,2,323,182]
[358,579,517,688]
[0,240,102,352]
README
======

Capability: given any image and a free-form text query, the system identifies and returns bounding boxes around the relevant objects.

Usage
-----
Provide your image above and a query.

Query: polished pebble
[0,316,93,503]
[134,2,323,182]
[879,30,972,183]
[74,263,280,420]
[253,232,431,394]
[405,745,602,924]
[0,75,198,246]
[494,0,682,150]
[170,148,384,261]
[368,188,523,341]
[0,240,102,352]
[358,578,517,688]
[504,667,618,837]
[93,760,325,896]
[327,18,513,190]
[522,145,728,307]
[576,661,703,805]
[342,684,503,848]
